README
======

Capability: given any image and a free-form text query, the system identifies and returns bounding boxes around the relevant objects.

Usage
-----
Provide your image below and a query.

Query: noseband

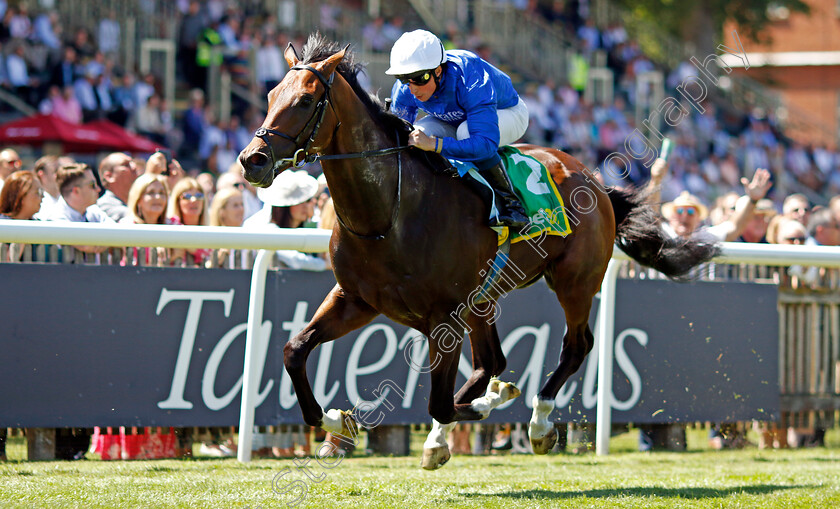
[254,65,338,170]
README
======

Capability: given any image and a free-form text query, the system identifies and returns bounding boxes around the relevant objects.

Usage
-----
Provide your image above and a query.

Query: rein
[255,64,408,240]
[331,132,403,241]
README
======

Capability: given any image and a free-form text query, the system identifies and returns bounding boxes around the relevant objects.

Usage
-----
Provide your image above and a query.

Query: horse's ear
[284,43,300,68]
[317,44,350,77]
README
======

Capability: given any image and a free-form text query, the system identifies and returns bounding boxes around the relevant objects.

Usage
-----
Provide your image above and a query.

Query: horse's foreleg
[421,419,456,470]
[453,319,520,419]
[284,284,377,432]
[420,324,474,470]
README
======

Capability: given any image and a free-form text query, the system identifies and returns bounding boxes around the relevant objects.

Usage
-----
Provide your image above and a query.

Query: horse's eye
[299,95,314,108]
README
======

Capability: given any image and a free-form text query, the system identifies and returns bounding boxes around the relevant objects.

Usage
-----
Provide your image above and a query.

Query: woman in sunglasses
[167,177,211,266]
[386,29,529,228]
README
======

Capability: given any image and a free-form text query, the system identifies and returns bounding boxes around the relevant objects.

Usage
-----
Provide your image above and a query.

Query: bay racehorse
[239,35,716,469]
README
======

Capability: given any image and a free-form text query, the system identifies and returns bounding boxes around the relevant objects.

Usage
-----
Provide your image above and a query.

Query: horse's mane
[300,33,411,144]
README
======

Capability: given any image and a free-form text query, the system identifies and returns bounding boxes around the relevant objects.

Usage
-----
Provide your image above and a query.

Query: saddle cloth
[449,146,572,244]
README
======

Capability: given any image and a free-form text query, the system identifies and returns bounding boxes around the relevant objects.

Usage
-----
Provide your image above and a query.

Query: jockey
[387,29,529,228]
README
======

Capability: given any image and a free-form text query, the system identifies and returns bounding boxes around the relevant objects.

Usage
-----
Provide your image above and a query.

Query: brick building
[723,0,840,148]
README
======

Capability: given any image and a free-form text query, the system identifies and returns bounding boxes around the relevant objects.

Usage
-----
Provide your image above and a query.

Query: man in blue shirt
[48,163,113,254]
[387,30,529,228]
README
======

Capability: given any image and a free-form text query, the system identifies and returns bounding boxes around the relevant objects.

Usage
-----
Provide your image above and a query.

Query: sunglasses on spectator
[783,236,806,243]
[180,192,204,200]
[397,71,433,86]
[232,182,246,189]
[676,207,696,216]
[5,159,22,168]
[791,207,809,214]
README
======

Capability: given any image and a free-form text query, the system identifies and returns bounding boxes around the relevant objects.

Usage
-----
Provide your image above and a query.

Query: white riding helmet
[385,30,445,76]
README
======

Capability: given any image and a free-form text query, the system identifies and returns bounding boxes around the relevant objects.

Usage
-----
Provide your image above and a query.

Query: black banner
[0,264,779,427]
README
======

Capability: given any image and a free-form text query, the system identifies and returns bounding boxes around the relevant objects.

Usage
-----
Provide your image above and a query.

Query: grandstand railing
[3,222,840,459]
[473,0,575,84]
[53,1,178,69]
[404,0,466,35]
[408,0,578,84]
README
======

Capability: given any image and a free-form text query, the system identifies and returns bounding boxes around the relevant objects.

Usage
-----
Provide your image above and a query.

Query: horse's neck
[322,104,403,237]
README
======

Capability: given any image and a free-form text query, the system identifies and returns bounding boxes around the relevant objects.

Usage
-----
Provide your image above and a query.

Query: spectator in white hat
[244,170,329,271]
[661,168,772,241]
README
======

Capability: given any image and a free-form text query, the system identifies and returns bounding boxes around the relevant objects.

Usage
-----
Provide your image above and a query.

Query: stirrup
[504,204,529,227]
[490,202,528,228]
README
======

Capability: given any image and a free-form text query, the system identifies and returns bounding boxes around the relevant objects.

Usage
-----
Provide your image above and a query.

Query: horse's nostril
[240,151,269,172]
[248,152,269,168]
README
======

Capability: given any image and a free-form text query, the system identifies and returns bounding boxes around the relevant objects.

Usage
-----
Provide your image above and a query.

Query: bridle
[254,64,337,169]
[254,64,408,171]
[253,64,410,240]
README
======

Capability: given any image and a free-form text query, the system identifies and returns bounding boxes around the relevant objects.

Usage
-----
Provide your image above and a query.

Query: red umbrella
[84,119,160,153]
[0,114,116,153]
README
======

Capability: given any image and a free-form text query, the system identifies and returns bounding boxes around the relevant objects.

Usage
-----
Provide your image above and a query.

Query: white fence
[598,243,840,455]
[3,221,840,460]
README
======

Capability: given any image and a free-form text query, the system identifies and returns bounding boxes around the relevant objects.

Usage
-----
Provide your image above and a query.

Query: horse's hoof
[323,408,359,440]
[339,409,358,438]
[530,426,558,455]
[499,381,521,402]
[421,446,451,470]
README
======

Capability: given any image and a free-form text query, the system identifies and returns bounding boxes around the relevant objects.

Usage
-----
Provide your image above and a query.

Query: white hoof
[528,395,556,455]
[323,408,359,442]
[470,379,522,418]
[530,426,558,455]
[497,380,521,403]
[421,446,451,470]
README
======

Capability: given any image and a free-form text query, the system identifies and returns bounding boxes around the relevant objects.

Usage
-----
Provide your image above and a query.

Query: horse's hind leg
[459,320,520,419]
[284,284,378,435]
[529,270,602,454]
[454,317,511,406]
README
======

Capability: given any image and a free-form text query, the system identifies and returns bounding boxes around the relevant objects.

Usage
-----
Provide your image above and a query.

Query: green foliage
[614,0,810,43]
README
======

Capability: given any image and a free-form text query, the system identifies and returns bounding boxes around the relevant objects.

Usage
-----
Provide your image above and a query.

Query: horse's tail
[607,186,719,279]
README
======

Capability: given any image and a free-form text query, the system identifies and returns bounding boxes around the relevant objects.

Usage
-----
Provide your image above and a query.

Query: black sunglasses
[398,71,433,86]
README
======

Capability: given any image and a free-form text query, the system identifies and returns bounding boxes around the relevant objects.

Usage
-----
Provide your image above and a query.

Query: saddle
[428,147,572,245]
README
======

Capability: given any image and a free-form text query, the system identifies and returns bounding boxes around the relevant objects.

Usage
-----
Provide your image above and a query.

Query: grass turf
[1,429,839,508]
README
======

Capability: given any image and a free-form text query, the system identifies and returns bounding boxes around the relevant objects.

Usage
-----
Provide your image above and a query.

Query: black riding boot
[482,161,529,228]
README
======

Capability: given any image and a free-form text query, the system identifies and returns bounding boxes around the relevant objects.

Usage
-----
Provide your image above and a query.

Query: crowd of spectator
[0,147,331,265]
[0,0,837,206]
[0,1,291,175]
[0,146,332,460]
